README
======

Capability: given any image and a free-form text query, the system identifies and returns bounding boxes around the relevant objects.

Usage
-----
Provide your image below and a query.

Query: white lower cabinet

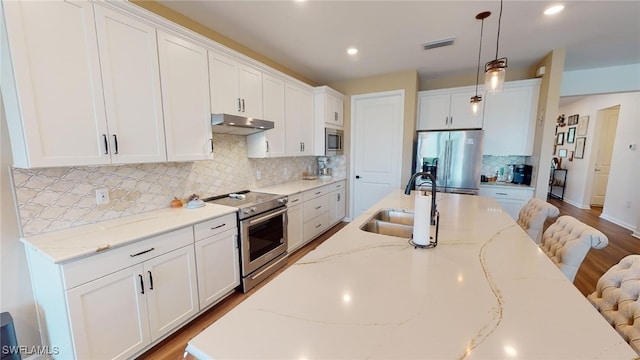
[479,185,534,220]
[286,193,304,253]
[25,212,240,360]
[287,180,347,254]
[194,227,240,309]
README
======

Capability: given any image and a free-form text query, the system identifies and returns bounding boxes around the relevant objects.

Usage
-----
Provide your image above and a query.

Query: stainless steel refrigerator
[414,130,484,194]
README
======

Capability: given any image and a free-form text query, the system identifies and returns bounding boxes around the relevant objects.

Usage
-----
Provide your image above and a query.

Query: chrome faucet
[404,172,437,225]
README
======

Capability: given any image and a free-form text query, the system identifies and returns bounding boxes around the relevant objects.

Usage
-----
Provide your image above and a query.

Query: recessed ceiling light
[347,47,358,55]
[544,4,565,15]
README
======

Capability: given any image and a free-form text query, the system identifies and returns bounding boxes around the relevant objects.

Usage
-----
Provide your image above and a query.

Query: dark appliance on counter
[413,130,484,195]
[204,191,288,292]
[512,164,533,185]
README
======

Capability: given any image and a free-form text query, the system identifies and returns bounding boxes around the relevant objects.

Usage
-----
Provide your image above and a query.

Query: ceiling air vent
[422,37,455,50]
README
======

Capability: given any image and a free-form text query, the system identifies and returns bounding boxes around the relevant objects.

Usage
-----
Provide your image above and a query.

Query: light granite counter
[20,203,237,263]
[254,177,346,196]
[186,190,636,359]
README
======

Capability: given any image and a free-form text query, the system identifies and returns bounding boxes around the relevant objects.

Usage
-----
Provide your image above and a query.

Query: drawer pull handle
[315,223,322,229]
[315,205,322,210]
[148,271,154,290]
[496,192,508,196]
[211,223,226,230]
[139,274,145,294]
[130,248,155,258]
[315,191,321,195]
[290,199,299,203]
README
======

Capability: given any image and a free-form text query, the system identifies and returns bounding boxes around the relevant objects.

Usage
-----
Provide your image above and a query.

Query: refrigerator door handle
[447,139,454,185]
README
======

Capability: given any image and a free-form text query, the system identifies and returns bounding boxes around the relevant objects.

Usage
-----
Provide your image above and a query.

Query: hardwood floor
[545,197,640,296]
[140,201,639,359]
[138,222,347,360]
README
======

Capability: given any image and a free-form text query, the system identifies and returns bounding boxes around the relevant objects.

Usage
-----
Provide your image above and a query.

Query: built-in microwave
[325,128,343,156]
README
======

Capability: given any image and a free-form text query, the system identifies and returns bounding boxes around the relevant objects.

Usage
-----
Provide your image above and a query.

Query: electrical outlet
[96,188,109,205]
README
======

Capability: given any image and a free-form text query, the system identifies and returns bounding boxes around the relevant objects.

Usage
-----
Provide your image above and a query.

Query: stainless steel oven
[239,206,288,291]
[204,191,288,292]
[325,128,344,156]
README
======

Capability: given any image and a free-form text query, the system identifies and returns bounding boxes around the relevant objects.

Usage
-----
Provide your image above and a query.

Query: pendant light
[471,11,490,115]
[485,0,507,92]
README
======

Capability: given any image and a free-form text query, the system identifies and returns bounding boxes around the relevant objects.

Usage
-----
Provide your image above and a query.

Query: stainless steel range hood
[211,113,274,135]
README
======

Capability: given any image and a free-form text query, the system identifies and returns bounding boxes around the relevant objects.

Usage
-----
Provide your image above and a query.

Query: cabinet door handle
[130,247,155,257]
[209,138,214,153]
[139,274,145,294]
[237,98,242,112]
[112,135,119,154]
[148,271,154,290]
[315,205,322,210]
[103,134,109,154]
[337,193,341,201]
[315,223,322,229]
[266,141,269,153]
[334,112,338,121]
[210,223,226,230]
[315,191,322,195]
[290,198,299,203]
[300,142,303,152]
[450,116,453,125]
[496,192,508,196]
[241,99,245,112]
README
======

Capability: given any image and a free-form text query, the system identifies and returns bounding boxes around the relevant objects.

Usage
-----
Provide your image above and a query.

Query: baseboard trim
[562,198,590,210]
[599,213,636,233]
[632,232,640,240]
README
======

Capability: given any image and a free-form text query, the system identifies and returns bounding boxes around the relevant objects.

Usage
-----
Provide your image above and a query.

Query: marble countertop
[20,203,237,264]
[255,176,346,195]
[480,181,534,190]
[186,190,636,359]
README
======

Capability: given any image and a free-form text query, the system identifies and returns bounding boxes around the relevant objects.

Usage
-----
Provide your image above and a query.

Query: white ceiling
[157,1,640,86]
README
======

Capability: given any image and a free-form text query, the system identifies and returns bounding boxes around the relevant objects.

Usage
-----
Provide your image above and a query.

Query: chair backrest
[516,198,559,244]
[540,215,608,282]
[587,255,640,354]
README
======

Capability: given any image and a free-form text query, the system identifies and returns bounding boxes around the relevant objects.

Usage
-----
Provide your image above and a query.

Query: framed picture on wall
[568,114,579,126]
[556,132,564,145]
[567,127,576,144]
[575,137,586,159]
[558,148,568,158]
[577,116,589,136]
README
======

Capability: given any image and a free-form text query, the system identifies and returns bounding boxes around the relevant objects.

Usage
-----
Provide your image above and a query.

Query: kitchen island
[186,190,637,359]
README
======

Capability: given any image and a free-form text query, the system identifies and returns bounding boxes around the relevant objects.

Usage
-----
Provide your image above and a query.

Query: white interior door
[591,107,619,206]
[352,90,404,218]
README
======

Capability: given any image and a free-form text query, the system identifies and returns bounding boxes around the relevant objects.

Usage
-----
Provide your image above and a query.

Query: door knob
[356,175,361,179]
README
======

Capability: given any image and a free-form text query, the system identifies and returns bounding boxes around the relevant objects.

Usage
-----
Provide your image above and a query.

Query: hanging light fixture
[485,0,507,92]
[471,11,490,115]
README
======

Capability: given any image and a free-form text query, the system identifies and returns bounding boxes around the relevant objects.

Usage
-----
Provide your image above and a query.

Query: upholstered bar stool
[539,215,608,282]
[587,255,640,354]
[516,198,559,244]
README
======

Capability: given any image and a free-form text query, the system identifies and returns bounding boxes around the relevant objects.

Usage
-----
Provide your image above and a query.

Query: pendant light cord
[495,0,503,60]
[475,18,485,96]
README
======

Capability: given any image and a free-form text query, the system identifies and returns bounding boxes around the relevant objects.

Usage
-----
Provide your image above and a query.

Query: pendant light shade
[485,0,507,92]
[471,11,490,115]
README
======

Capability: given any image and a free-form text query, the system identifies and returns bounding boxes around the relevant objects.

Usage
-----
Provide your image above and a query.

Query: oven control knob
[278,197,288,204]
[242,208,250,214]
[250,207,257,213]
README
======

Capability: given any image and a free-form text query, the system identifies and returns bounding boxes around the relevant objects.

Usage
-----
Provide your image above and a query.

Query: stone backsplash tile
[12,134,345,236]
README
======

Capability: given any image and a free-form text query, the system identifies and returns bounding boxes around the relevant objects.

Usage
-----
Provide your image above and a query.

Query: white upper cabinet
[482,79,541,156]
[417,86,483,130]
[314,86,344,128]
[94,5,166,164]
[285,82,314,156]
[1,0,109,168]
[247,72,286,158]
[157,30,213,161]
[208,50,263,119]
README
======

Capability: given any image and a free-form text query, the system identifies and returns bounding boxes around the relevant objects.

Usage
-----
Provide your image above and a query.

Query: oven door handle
[247,207,287,226]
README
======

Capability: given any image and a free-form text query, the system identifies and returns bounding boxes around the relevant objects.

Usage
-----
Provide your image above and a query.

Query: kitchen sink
[360,209,414,238]
[369,209,414,225]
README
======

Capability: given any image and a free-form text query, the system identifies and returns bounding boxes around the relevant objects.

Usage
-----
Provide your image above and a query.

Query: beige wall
[531,49,566,200]
[420,66,537,91]
[330,70,419,188]
[131,0,318,86]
